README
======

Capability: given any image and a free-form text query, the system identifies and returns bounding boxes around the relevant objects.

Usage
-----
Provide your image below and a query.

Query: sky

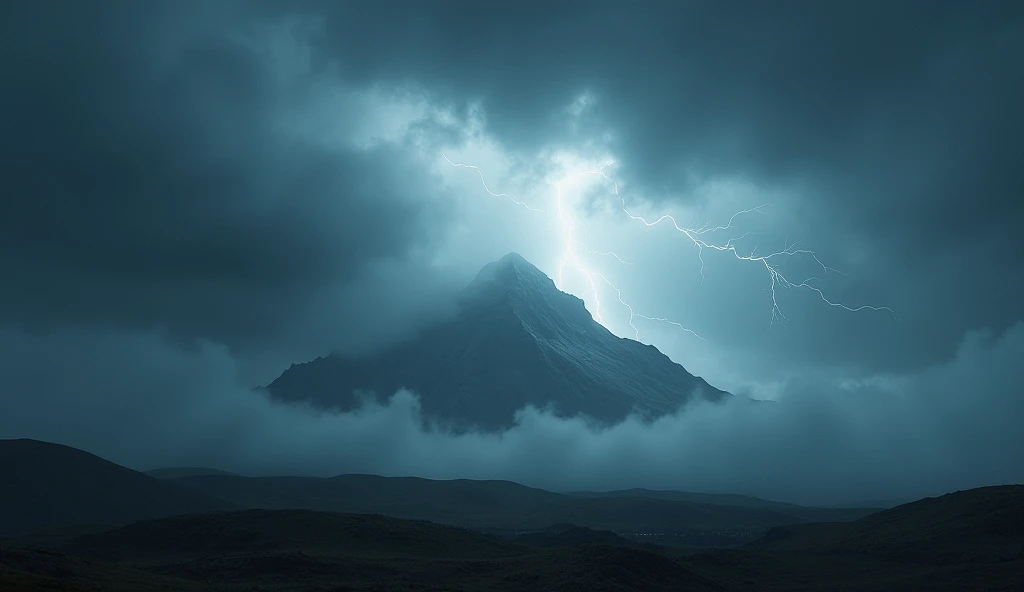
[1,1,1022,503]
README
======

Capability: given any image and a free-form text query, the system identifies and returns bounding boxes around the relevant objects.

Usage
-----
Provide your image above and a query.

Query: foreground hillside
[684,485,1024,591]
[3,486,1022,592]
[3,439,1019,590]
[5,510,722,592]
[747,485,1024,563]
[0,439,233,535]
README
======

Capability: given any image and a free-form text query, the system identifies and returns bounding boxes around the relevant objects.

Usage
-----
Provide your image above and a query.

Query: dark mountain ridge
[265,252,729,430]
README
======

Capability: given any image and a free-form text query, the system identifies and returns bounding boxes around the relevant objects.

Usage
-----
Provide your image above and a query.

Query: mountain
[265,252,729,430]
[0,439,234,536]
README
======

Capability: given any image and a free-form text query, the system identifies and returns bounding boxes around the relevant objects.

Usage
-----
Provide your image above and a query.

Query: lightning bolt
[441,153,545,212]
[551,164,706,341]
[443,151,895,342]
[602,176,897,330]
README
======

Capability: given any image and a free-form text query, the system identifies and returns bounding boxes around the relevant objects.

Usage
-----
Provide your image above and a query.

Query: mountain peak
[266,251,730,430]
[498,251,530,266]
[467,252,557,297]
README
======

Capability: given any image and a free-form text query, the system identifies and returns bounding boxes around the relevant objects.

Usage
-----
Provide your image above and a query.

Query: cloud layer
[2,324,1020,506]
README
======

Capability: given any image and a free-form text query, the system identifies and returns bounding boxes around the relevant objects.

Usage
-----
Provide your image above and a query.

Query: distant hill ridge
[747,484,1024,564]
[3,440,1022,591]
[144,467,237,479]
[165,472,877,533]
[1,439,875,540]
[6,486,1020,592]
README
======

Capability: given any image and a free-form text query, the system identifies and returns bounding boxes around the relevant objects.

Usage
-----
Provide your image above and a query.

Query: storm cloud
[1,1,1023,495]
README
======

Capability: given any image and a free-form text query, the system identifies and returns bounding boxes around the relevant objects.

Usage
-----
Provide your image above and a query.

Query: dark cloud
[279,0,1024,371]
[1,1,457,372]
[0,0,1022,465]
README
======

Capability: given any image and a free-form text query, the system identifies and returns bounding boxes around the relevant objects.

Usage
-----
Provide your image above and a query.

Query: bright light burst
[441,151,896,342]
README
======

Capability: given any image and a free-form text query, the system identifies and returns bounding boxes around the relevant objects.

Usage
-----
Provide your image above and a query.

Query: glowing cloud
[442,150,895,342]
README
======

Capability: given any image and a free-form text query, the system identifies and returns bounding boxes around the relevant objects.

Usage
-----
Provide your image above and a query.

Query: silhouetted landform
[0,546,206,592]
[568,488,878,521]
[0,441,872,546]
[166,473,876,541]
[0,439,234,536]
[4,486,1023,591]
[65,510,525,562]
[746,485,1024,564]
[814,498,908,509]
[570,487,813,508]
[144,467,237,479]
[264,252,730,430]
[512,524,637,548]
[11,510,722,592]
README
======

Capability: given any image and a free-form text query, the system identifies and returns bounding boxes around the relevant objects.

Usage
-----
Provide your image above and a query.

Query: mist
[2,322,1020,507]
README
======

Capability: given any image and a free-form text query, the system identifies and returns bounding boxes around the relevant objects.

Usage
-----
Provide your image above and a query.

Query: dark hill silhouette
[144,467,236,479]
[64,509,525,562]
[167,473,563,522]
[0,439,233,535]
[6,486,1022,591]
[747,484,1024,564]
[166,472,877,534]
[570,487,803,508]
[1,450,1020,592]
[568,488,876,521]
[513,524,636,548]
[264,252,730,430]
[47,509,721,592]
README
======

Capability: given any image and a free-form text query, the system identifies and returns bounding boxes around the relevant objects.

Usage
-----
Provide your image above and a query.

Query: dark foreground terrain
[3,486,1023,591]
[0,439,875,547]
[2,439,1022,590]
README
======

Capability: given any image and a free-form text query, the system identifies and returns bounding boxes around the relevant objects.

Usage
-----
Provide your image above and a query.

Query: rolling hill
[144,467,237,479]
[4,485,1022,591]
[747,484,1024,564]
[165,472,878,537]
[0,439,233,536]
